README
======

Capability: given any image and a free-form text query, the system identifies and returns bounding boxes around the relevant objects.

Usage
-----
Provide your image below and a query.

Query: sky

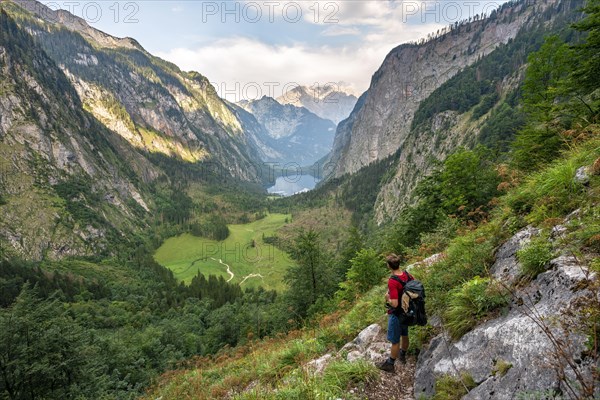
[43,0,510,101]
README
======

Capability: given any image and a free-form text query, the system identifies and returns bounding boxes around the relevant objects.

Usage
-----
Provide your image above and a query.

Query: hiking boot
[398,351,407,364]
[376,359,395,373]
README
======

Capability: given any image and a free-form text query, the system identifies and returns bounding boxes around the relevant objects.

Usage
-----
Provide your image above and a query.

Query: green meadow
[154,214,294,291]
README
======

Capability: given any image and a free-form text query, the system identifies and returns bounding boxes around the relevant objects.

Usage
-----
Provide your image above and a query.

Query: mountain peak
[277,83,358,124]
[11,0,144,51]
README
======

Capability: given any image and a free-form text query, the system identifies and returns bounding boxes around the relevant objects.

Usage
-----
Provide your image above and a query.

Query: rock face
[238,96,336,165]
[0,0,274,258]
[9,0,263,182]
[323,0,575,223]
[575,166,591,185]
[414,227,598,399]
[0,10,157,259]
[276,83,358,125]
[489,226,540,283]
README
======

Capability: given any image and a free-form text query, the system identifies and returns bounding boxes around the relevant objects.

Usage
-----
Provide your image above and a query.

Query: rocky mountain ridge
[324,0,577,223]
[276,83,358,125]
[0,8,156,259]
[238,96,336,165]
[8,0,263,181]
[327,0,555,177]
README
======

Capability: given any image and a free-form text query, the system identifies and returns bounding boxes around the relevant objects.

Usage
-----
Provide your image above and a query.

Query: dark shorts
[387,314,409,344]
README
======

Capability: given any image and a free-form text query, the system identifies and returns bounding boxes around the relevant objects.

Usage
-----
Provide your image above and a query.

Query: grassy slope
[141,285,387,400]
[145,133,600,400]
[154,214,293,291]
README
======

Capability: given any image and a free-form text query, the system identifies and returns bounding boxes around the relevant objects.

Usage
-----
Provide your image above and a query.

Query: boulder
[340,323,389,363]
[574,166,590,185]
[305,353,333,375]
[406,253,446,272]
[415,236,595,399]
[490,226,540,284]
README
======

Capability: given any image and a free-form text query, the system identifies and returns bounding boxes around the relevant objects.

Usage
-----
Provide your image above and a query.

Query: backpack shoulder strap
[390,272,414,289]
[390,274,408,286]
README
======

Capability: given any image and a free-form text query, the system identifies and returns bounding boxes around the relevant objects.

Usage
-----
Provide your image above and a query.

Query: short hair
[386,254,403,270]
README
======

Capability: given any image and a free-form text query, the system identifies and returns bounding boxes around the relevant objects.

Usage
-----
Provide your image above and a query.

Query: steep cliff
[0,0,271,260]
[326,0,578,222]
[0,9,156,259]
[7,0,263,181]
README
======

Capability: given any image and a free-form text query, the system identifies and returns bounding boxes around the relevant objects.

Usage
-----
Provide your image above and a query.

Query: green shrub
[409,324,437,355]
[444,276,509,339]
[506,135,600,225]
[338,248,387,298]
[421,221,502,314]
[517,237,554,279]
[591,258,600,274]
[433,373,477,399]
[419,217,460,254]
[569,205,600,253]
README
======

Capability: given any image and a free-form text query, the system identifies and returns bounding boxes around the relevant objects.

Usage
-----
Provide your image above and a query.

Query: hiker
[377,253,413,372]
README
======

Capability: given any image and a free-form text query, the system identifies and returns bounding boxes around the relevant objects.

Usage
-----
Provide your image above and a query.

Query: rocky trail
[308,323,416,399]
[355,361,416,400]
[349,329,416,400]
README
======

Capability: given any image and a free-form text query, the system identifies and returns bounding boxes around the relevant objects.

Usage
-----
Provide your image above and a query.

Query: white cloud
[158,37,389,102]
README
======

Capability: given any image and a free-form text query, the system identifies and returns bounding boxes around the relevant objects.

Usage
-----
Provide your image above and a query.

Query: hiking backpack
[390,273,427,326]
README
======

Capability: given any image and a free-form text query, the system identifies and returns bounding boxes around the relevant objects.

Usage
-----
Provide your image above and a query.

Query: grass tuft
[517,236,554,280]
[444,276,509,339]
[322,359,379,391]
[433,372,477,400]
[492,359,513,377]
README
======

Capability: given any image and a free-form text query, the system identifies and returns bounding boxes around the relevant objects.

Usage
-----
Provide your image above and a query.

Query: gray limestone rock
[414,231,596,399]
[490,226,540,284]
[575,166,591,185]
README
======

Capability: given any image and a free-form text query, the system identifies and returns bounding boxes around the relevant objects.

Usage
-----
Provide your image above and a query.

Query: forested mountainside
[238,96,336,165]
[0,7,157,260]
[0,0,283,260]
[326,0,582,222]
[7,0,263,180]
[0,6,290,396]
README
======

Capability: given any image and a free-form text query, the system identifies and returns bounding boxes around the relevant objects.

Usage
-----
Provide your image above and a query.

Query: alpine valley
[0,0,599,399]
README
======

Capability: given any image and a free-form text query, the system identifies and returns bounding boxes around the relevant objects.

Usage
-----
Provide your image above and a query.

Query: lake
[267,174,320,197]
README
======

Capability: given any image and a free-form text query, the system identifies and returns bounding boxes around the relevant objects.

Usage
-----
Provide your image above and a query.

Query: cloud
[320,25,361,37]
[158,37,389,102]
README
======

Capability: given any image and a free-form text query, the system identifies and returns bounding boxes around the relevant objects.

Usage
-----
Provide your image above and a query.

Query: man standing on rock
[378,254,413,372]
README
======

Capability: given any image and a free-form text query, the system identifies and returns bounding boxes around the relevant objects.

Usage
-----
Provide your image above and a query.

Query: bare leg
[391,342,400,359]
[400,335,409,352]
